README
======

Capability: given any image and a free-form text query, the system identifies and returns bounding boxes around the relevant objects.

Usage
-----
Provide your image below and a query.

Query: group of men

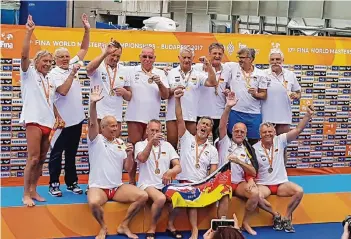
[21,14,313,239]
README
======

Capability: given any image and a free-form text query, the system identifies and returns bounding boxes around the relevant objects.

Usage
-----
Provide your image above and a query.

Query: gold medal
[155,168,160,174]
[268,167,273,173]
[110,89,115,96]
[148,78,153,84]
[195,163,200,169]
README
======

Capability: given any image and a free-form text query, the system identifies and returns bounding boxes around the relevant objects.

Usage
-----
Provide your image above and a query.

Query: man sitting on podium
[254,105,314,233]
[87,86,148,239]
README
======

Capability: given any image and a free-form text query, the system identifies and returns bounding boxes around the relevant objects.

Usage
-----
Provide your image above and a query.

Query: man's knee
[249,188,260,202]
[153,194,166,207]
[28,156,42,166]
[295,186,304,199]
[88,199,102,211]
[136,190,149,204]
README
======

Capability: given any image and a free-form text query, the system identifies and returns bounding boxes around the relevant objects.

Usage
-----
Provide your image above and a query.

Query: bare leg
[145,187,166,233]
[114,184,148,239]
[127,122,145,185]
[257,185,277,216]
[277,182,304,219]
[23,126,43,207]
[235,182,259,236]
[87,188,109,239]
[31,134,50,202]
[187,208,198,239]
[166,120,178,149]
[217,195,229,218]
[167,202,181,231]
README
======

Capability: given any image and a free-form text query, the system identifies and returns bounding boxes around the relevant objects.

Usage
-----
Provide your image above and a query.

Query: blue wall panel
[19,1,67,27]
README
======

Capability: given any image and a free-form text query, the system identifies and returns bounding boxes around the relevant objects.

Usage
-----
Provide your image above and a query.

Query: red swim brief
[267,184,281,195]
[102,188,119,200]
[26,123,52,136]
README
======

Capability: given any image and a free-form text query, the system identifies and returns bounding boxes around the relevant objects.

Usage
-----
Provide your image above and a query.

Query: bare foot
[95,227,107,239]
[167,222,177,232]
[117,224,139,239]
[31,191,46,202]
[189,228,198,239]
[242,223,257,236]
[22,195,35,207]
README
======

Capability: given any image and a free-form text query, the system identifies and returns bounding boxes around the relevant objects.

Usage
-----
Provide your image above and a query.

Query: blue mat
[2,174,351,208]
[60,223,344,239]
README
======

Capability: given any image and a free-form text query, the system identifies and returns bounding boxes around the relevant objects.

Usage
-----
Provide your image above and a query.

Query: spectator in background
[125,46,170,185]
[193,43,231,143]
[225,48,268,145]
[262,46,301,165]
[48,13,90,197]
[166,46,216,149]
[20,15,56,207]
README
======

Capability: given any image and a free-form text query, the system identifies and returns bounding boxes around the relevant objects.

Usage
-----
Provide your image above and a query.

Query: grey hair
[269,48,284,60]
[179,46,194,56]
[53,47,70,58]
[148,119,162,129]
[198,116,214,129]
[237,47,256,60]
[32,50,52,69]
[259,122,276,131]
[209,43,225,53]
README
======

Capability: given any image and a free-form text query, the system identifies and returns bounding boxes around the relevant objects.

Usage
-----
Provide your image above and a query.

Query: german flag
[162,162,232,208]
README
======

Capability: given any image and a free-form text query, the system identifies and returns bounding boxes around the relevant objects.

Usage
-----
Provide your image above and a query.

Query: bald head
[100,115,119,139]
[100,116,117,128]
[232,122,247,144]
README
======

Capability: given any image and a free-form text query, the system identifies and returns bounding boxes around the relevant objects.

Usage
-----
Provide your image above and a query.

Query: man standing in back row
[193,43,231,142]
[226,48,268,145]
[125,46,170,185]
[48,13,90,196]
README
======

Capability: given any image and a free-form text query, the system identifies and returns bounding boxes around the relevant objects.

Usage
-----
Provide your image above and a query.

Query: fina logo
[226,42,235,56]
[0,33,14,49]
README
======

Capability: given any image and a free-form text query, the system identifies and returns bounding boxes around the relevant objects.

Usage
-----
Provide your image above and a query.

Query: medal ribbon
[195,141,207,168]
[272,70,288,90]
[241,66,253,88]
[262,143,274,170]
[105,63,118,94]
[142,67,153,77]
[151,143,162,173]
[40,74,50,104]
[179,68,193,88]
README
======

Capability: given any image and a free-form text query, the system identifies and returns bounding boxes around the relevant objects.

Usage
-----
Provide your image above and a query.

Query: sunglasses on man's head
[141,55,154,59]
